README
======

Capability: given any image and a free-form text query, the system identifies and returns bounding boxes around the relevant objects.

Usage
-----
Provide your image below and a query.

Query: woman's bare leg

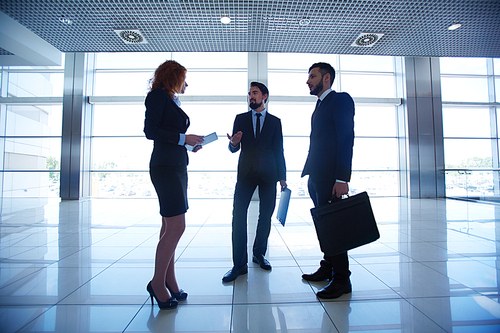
[150,214,186,301]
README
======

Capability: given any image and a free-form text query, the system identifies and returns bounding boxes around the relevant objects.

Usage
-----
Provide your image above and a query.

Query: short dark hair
[309,62,335,87]
[250,81,269,103]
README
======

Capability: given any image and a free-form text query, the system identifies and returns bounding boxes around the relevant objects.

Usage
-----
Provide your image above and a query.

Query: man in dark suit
[222,82,287,283]
[301,62,355,299]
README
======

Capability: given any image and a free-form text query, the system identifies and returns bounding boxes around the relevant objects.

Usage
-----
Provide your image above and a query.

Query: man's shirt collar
[319,89,332,101]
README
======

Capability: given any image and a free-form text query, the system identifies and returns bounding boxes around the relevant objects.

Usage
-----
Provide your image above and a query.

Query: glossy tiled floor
[1,196,500,332]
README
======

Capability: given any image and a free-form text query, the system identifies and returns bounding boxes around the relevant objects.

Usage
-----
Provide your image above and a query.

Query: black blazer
[230,111,286,183]
[144,88,190,168]
[302,91,355,182]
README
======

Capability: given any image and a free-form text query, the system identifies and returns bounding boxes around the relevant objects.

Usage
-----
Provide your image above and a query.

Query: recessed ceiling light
[299,18,310,26]
[448,23,462,30]
[221,16,231,24]
[59,16,72,25]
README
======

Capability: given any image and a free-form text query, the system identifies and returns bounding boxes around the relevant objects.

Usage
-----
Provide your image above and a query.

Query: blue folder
[276,188,291,226]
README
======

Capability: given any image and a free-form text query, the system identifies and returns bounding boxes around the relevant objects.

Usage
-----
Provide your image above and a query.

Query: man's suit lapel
[312,101,322,124]
[312,91,335,124]
[256,112,272,143]
[244,111,254,141]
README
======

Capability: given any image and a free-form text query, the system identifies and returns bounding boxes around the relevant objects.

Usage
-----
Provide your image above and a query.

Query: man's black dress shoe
[302,260,332,281]
[222,265,248,283]
[316,280,352,299]
[252,254,272,270]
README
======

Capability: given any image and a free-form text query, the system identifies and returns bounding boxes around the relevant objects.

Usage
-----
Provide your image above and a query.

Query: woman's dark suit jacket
[230,111,286,184]
[144,88,190,168]
[302,91,355,182]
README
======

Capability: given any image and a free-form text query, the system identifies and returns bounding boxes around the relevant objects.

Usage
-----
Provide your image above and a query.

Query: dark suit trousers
[232,171,277,269]
[307,178,351,283]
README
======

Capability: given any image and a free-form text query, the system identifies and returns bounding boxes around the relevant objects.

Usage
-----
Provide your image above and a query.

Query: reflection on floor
[1,197,500,332]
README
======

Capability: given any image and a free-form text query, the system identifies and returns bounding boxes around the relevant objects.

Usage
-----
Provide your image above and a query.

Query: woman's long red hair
[149,60,186,98]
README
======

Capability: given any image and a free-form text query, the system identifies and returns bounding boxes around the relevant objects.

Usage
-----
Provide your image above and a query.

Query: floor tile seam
[0,244,51,261]
[0,265,48,290]
[3,239,96,264]
[173,210,214,264]
[109,234,163,268]
[0,246,96,290]
[89,230,138,247]
[320,294,406,303]
[44,244,96,269]
[0,236,28,246]
[349,249,413,260]
[415,259,472,286]
[51,243,150,306]
[21,300,151,306]
[397,297,478,332]
[270,221,307,275]
[451,319,500,327]
[355,262,404,299]
[402,294,489,301]
[445,250,500,261]
[464,286,500,297]
[232,300,322,306]
[317,298,341,333]
[447,228,500,244]
[407,239,469,254]
[90,225,131,230]
[123,301,148,333]
[378,241,470,261]
[13,303,57,333]
[375,242,418,261]
[0,258,56,265]
[229,279,236,333]
[48,267,120,307]
[2,234,37,247]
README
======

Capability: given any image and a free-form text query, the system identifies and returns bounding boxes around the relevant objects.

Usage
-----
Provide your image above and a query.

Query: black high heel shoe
[166,284,188,301]
[147,282,178,310]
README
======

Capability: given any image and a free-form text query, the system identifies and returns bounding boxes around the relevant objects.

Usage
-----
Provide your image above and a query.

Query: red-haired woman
[144,60,204,310]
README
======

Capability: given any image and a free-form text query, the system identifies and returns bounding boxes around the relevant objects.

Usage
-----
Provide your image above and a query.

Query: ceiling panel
[1,0,499,58]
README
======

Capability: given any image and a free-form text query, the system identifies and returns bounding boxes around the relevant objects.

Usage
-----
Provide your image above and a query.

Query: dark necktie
[315,99,321,110]
[255,113,261,138]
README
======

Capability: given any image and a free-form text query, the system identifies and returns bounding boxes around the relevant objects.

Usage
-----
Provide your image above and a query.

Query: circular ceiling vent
[120,30,143,43]
[351,33,384,47]
[114,29,148,44]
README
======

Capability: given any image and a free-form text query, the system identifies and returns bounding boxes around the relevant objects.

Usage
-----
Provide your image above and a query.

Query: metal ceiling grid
[0,48,14,56]
[0,0,499,57]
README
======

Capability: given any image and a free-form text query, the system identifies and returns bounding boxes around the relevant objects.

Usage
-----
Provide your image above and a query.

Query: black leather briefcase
[310,191,379,256]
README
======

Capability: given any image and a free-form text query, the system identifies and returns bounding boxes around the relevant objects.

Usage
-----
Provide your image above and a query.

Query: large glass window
[7,71,64,97]
[5,53,500,199]
[340,73,395,98]
[268,53,339,95]
[91,52,400,198]
[267,53,399,197]
[441,77,489,103]
[440,57,488,75]
[91,52,248,198]
[0,60,64,198]
[442,107,491,138]
[441,57,499,198]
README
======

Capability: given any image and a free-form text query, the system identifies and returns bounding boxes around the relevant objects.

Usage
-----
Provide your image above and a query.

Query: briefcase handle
[328,194,349,204]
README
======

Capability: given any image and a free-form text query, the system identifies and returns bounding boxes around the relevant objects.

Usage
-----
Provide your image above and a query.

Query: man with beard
[222,81,287,283]
[301,62,355,299]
